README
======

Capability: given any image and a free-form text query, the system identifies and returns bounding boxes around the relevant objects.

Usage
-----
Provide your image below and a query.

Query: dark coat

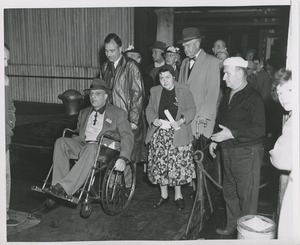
[101,55,144,127]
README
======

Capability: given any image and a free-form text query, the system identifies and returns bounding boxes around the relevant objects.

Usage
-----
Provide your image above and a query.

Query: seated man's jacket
[75,103,134,161]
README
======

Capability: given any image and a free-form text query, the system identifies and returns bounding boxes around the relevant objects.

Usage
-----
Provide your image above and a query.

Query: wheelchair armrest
[101,134,121,143]
[63,128,79,138]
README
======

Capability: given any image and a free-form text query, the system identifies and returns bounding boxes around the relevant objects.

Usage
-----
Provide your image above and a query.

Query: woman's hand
[153,118,162,127]
[170,118,183,130]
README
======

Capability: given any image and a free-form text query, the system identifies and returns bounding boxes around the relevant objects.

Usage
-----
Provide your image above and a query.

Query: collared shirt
[113,56,122,69]
[215,84,265,148]
[85,104,106,142]
[189,49,201,69]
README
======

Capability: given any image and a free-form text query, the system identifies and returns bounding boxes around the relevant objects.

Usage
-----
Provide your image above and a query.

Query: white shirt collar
[194,49,201,59]
[113,55,122,68]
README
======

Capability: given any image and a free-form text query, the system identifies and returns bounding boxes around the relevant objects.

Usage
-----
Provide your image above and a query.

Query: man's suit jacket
[178,50,220,138]
[76,103,134,160]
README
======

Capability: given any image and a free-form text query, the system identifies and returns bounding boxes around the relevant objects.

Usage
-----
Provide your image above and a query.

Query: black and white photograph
[0,0,299,244]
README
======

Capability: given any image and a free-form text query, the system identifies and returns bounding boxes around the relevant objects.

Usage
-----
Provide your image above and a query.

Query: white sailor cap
[223,57,248,68]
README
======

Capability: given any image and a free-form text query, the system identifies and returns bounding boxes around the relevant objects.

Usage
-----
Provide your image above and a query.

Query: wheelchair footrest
[31,185,45,193]
[31,185,80,204]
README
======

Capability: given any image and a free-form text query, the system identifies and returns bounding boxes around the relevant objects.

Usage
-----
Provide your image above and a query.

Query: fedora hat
[150,41,167,51]
[177,27,206,44]
[84,78,111,93]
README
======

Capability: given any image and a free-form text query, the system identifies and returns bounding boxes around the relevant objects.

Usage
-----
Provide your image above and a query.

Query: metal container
[58,89,84,115]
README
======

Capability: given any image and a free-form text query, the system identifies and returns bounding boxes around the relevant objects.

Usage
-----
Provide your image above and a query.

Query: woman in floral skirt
[145,64,196,210]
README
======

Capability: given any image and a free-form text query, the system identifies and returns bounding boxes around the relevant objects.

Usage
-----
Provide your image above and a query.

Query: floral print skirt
[148,128,195,186]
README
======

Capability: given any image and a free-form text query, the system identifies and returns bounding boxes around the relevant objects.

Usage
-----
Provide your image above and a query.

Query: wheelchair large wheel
[101,156,136,216]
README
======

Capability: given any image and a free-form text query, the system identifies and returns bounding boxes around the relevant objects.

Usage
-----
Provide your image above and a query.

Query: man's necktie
[188,57,196,77]
[93,111,98,125]
[109,61,115,77]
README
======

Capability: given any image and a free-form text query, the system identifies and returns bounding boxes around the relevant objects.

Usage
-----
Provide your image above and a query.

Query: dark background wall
[4,8,134,103]
[135,6,289,68]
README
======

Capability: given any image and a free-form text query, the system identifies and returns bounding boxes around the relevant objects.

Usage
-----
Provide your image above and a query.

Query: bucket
[58,89,84,115]
[237,215,276,240]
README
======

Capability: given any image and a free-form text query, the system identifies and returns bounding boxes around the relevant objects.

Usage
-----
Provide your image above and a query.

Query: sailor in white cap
[209,57,265,236]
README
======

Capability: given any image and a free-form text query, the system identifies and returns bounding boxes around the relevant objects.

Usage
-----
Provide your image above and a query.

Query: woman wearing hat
[164,46,181,81]
[145,65,196,210]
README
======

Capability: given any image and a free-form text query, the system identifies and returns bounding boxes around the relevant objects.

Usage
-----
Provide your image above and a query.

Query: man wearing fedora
[45,78,134,198]
[146,40,167,86]
[178,27,220,146]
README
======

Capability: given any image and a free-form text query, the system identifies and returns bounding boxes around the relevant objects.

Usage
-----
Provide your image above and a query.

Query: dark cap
[84,78,111,93]
[150,41,167,51]
[177,27,205,44]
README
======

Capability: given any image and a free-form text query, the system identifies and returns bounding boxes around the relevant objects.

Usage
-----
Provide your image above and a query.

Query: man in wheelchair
[45,78,134,198]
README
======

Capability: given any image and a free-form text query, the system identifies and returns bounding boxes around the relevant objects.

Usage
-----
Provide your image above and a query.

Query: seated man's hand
[114,158,126,172]
[131,123,138,130]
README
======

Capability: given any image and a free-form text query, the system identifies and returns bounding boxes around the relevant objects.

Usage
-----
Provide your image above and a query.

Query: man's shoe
[175,198,185,210]
[45,183,67,197]
[215,227,235,236]
[153,196,169,208]
[7,218,19,227]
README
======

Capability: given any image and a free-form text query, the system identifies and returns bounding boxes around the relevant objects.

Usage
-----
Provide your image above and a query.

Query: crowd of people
[5,26,294,239]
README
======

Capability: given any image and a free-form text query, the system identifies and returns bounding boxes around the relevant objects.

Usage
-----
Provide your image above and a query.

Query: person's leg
[52,137,84,185]
[221,148,240,231]
[175,185,185,210]
[6,150,11,221]
[6,150,19,226]
[160,185,168,199]
[235,145,263,217]
[59,143,98,195]
[153,184,169,208]
[174,185,182,200]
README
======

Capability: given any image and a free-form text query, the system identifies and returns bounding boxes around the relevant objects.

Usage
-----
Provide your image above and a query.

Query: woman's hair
[271,68,292,101]
[159,64,175,77]
[273,68,292,86]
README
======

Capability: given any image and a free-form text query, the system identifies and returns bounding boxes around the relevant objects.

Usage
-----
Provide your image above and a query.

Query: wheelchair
[31,128,136,218]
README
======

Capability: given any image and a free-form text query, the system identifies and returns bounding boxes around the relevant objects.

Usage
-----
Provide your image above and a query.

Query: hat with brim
[149,41,167,51]
[223,57,248,68]
[177,27,206,44]
[124,45,142,55]
[84,78,111,93]
[164,46,180,54]
[124,49,141,55]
